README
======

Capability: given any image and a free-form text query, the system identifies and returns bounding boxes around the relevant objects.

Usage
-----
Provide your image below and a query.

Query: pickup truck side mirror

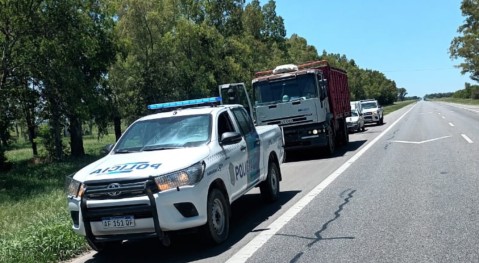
[220,132,242,146]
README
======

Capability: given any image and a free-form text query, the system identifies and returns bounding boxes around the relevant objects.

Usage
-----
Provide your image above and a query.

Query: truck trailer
[251,60,351,154]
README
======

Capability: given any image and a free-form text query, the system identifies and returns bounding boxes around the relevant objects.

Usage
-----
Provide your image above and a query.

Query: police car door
[217,110,248,200]
[230,107,261,189]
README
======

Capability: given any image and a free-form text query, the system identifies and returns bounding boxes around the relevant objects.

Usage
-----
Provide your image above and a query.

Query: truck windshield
[114,115,211,152]
[253,74,318,105]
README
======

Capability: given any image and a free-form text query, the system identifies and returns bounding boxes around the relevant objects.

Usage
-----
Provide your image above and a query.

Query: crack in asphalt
[287,189,357,263]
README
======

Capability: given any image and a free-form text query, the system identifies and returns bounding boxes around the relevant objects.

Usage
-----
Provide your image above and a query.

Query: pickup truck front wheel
[202,188,230,244]
[260,162,280,202]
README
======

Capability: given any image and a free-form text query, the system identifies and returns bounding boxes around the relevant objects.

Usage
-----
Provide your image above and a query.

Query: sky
[264,0,471,98]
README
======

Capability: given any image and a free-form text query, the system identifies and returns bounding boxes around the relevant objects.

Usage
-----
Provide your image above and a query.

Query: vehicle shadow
[285,139,367,163]
[84,190,300,263]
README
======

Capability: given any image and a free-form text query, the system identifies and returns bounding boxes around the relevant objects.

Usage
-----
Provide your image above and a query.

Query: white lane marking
[449,122,455,127]
[391,136,451,144]
[461,134,474,144]
[442,116,446,119]
[226,105,418,263]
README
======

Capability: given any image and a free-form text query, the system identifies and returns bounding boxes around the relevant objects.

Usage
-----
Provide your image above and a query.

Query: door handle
[240,145,247,151]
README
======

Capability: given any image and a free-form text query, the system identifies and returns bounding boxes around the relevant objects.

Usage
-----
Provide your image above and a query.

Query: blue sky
[266,0,471,97]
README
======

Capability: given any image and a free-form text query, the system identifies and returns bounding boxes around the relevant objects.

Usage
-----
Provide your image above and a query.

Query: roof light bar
[147,97,222,110]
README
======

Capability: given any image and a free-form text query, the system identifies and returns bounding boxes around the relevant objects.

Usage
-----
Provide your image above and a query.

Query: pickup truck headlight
[154,162,205,191]
[65,175,85,198]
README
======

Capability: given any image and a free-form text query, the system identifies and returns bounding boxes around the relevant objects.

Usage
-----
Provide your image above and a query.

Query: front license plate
[102,216,135,229]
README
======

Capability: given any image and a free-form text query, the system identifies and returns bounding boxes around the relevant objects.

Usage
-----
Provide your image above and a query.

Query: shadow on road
[285,139,367,163]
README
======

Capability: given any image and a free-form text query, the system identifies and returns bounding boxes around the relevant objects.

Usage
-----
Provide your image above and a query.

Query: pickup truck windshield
[253,74,318,105]
[361,102,378,109]
[114,114,211,152]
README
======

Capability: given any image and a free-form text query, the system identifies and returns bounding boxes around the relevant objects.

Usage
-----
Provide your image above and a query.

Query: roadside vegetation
[0,135,115,263]
[429,97,479,105]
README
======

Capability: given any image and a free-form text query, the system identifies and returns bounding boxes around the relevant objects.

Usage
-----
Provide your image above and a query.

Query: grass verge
[430,97,479,105]
[383,100,418,115]
[0,135,115,263]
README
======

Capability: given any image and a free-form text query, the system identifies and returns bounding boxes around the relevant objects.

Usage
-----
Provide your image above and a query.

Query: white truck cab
[66,97,284,251]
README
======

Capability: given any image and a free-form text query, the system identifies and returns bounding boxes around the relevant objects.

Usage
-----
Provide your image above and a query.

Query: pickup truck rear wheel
[260,162,280,202]
[202,188,230,244]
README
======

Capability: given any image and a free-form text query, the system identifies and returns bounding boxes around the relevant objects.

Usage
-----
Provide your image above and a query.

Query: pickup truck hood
[73,146,210,183]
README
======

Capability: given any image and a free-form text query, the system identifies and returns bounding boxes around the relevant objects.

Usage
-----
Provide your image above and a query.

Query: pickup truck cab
[66,97,284,251]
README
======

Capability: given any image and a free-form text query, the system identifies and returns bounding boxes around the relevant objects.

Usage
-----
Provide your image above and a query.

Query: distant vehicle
[248,60,351,155]
[346,109,365,132]
[350,100,363,114]
[66,97,285,251]
[360,99,384,125]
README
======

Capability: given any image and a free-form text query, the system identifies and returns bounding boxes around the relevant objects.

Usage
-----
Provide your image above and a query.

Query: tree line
[1,0,408,169]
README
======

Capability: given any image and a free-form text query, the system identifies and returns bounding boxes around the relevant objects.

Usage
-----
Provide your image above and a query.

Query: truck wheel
[86,237,122,252]
[343,121,349,144]
[325,126,335,155]
[202,188,230,244]
[260,162,280,202]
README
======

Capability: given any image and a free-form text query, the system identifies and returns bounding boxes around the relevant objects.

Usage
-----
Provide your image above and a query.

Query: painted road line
[449,122,455,127]
[391,136,451,144]
[226,105,418,263]
[461,134,474,144]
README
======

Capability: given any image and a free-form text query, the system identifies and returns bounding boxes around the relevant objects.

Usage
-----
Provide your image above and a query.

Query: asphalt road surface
[69,101,479,263]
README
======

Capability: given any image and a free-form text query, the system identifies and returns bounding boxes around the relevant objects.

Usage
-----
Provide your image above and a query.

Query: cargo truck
[251,61,350,154]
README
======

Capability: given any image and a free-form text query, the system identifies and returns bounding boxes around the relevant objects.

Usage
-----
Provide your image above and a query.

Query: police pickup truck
[65,97,284,251]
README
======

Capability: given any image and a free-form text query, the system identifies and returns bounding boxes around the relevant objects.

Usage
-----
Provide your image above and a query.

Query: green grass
[0,134,115,263]
[383,100,418,115]
[430,97,479,105]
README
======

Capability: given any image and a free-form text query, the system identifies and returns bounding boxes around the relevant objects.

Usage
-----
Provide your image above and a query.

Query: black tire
[380,116,384,125]
[260,162,280,202]
[202,188,230,245]
[86,237,122,252]
[343,121,349,144]
[325,125,335,155]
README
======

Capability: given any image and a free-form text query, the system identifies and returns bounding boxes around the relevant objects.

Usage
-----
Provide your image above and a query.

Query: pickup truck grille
[83,178,158,200]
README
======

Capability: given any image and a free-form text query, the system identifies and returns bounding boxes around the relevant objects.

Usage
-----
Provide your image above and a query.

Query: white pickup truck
[66,97,284,251]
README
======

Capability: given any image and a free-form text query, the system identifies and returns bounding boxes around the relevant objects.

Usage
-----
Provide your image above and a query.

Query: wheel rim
[211,199,225,235]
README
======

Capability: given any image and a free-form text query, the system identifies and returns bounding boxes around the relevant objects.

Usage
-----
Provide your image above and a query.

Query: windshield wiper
[141,145,182,151]
[114,149,137,154]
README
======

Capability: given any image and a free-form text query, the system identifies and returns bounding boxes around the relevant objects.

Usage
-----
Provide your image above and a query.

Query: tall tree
[450,0,479,81]
[30,0,116,159]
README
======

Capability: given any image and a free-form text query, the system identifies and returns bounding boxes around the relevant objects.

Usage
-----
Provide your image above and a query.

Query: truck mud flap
[80,179,165,243]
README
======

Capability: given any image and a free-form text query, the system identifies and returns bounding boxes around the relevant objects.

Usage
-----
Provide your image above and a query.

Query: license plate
[102,216,135,229]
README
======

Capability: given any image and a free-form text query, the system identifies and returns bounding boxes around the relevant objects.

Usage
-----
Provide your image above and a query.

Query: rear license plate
[102,216,135,229]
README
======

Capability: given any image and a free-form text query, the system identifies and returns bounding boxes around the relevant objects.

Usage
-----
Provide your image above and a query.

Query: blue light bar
[148,97,222,110]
